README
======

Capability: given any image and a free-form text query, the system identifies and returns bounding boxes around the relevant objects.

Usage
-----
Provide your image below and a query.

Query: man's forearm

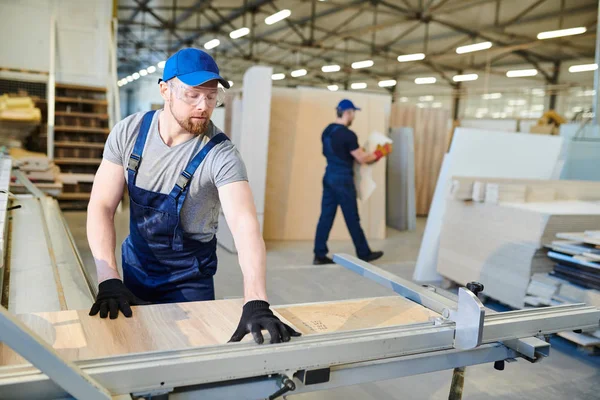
[87,204,121,283]
[231,215,268,303]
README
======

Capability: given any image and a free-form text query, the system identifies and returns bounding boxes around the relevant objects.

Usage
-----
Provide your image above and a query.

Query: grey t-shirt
[103,110,248,242]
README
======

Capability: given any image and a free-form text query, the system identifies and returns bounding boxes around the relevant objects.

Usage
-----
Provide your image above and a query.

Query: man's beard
[169,99,209,135]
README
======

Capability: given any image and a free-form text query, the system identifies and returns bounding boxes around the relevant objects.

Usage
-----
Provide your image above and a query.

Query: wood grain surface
[0,296,438,366]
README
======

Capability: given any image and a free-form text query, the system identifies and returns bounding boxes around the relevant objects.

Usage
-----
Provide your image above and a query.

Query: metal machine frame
[0,254,598,399]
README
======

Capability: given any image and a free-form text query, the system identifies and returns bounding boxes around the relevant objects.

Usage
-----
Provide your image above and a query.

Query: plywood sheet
[264,88,390,241]
[389,105,451,215]
[276,296,437,334]
[0,296,437,366]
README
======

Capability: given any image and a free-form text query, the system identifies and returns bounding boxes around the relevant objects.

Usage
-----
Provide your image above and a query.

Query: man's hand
[374,143,393,161]
[89,279,150,319]
[229,300,301,344]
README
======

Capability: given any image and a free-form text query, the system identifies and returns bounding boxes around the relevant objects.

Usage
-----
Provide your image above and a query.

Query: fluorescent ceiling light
[117,81,124,87]
[416,103,426,108]
[230,27,250,39]
[157,61,166,69]
[351,60,374,69]
[569,63,598,73]
[506,69,538,77]
[532,105,545,111]
[378,79,397,87]
[508,99,527,106]
[415,77,436,84]
[397,53,425,62]
[147,66,157,74]
[419,95,434,101]
[322,64,341,73]
[399,97,408,102]
[482,92,502,100]
[228,81,234,87]
[265,9,291,25]
[139,69,148,76]
[432,102,442,108]
[327,85,339,91]
[453,73,478,82]
[204,39,220,50]
[456,41,492,54]
[126,76,134,82]
[272,73,285,80]
[132,72,140,80]
[351,82,367,90]
[537,27,586,40]
[577,90,595,97]
[291,69,307,77]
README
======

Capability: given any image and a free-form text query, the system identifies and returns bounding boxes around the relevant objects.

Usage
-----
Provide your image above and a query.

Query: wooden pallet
[557,331,600,355]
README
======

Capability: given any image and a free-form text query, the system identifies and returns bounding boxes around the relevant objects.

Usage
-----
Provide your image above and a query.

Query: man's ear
[159,82,170,102]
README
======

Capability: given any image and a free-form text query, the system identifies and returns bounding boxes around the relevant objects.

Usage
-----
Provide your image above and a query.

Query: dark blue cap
[160,48,230,88]
[336,99,361,111]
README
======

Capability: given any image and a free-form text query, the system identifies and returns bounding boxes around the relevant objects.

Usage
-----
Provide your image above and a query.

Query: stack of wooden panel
[547,231,600,290]
[437,177,600,309]
[9,148,62,197]
[41,83,108,209]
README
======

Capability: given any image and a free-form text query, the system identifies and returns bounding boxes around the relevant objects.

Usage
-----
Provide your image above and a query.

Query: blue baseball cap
[160,48,230,88]
[336,99,361,112]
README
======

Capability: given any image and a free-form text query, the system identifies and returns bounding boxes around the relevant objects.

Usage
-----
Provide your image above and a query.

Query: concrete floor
[64,211,600,400]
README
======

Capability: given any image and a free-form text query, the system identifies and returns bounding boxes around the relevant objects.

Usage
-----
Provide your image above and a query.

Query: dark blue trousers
[314,174,371,258]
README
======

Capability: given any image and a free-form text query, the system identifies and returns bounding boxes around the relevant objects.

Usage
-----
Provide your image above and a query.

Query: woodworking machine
[0,156,599,399]
[0,253,598,400]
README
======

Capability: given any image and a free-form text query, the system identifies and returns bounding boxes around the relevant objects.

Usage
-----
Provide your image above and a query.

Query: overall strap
[168,132,229,201]
[169,132,229,251]
[126,110,157,186]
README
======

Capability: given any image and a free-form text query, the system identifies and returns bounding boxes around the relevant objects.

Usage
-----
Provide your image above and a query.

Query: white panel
[414,128,564,282]
[0,0,110,86]
[238,66,273,214]
[0,0,51,71]
[460,119,518,132]
[211,107,225,131]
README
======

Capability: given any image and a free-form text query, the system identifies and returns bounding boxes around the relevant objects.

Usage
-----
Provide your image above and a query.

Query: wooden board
[0,296,437,366]
[55,97,108,105]
[557,232,600,246]
[54,111,108,119]
[264,87,390,241]
[276,296,437,334]
[54,158,101,166]
[389,105,451,216]
[54,126,109,134]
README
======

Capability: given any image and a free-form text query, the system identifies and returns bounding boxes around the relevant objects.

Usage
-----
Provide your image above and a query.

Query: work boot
[359,251,384,262]
[313,255,334,265]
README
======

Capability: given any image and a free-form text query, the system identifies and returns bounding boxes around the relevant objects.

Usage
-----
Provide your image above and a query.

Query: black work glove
[89,279,150,319]
[229,300,301,344]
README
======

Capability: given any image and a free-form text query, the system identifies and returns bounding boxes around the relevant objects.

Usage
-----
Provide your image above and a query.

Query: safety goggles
[169,82,226,107]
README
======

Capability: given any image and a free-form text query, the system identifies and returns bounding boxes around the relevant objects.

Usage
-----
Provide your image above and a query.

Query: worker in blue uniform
[87,48,299,345]
[313,99,392,265]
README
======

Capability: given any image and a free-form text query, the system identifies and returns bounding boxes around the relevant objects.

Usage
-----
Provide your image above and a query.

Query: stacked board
[548,231,600,290]
[42,83,108,209]
[437,177,600,309]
